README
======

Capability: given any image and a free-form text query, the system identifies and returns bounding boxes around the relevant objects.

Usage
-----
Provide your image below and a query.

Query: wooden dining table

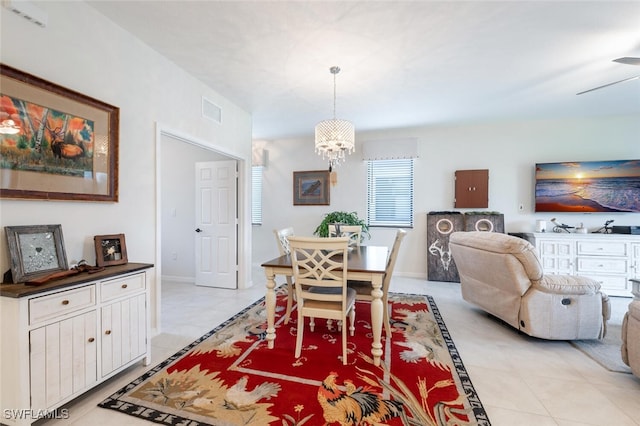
[261,245,389,366]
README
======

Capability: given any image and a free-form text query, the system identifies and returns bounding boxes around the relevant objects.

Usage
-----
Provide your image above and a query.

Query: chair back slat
[289,236,349,304]
[382,229,408,293]
[328,224,362,247]
[273,227,294,255]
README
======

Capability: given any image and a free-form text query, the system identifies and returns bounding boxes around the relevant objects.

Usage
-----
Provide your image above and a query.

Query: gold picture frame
[293,170,330,206]
[0,64,119,202]
[5,224,69,283]
[94,234,128,267]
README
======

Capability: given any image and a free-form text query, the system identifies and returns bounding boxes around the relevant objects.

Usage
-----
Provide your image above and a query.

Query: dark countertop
[0,262,154,298]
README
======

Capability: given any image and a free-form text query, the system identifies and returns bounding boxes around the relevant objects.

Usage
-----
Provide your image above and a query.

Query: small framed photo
[293,170,330,206]
[94,234,128,267]
[5,224,69,283]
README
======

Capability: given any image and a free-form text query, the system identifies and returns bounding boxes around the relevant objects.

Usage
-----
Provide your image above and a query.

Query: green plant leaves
[313,211,370,239]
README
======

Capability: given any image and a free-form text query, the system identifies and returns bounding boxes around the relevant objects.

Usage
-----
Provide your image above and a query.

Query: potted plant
[313,211,370,240]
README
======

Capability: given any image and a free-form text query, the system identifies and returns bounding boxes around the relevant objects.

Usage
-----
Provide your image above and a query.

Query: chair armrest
[533,274,601,295]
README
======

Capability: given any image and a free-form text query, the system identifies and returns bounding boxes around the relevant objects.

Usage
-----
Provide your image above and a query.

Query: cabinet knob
[121,284,128,289]
[61,300,70,305]
[88,337,95,343]
[105,330,111,335]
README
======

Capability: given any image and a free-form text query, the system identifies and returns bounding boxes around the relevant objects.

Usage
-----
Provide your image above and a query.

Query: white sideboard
[0,263,153,426]
[523,233,640,297]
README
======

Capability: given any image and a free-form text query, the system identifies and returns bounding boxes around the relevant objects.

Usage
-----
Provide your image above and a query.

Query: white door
[195,160,238,288]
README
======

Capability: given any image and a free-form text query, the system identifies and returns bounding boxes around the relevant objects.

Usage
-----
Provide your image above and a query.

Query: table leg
[370,276,384,366]
[264,267,276,349]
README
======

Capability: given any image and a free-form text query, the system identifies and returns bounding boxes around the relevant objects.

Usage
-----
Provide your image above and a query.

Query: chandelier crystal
[314,66,354,169]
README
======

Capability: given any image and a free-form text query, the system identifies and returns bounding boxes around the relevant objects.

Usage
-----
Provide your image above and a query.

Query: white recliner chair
[449,231,610,340]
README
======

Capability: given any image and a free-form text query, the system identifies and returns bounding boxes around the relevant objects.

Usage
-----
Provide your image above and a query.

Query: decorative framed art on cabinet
[94,233,128,267]
[5,224,69,283]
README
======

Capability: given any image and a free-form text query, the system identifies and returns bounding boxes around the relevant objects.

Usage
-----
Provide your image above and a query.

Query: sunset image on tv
[535,160,640,213]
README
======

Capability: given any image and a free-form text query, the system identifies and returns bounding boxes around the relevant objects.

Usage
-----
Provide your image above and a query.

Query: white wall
[253,115,640,278]
[0,2,252,332]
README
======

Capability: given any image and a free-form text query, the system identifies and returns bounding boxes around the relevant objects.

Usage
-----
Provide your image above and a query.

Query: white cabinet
[525,233,640,297]
[0,263,152,426]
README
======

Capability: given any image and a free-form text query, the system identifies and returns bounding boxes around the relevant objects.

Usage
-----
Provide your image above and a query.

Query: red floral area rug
[99,291,490,425]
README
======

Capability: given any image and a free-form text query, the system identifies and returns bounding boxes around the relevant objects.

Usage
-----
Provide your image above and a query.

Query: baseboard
[161,275,195,284]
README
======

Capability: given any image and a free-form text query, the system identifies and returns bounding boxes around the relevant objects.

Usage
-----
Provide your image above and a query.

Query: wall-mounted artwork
[535,159,640,213]
[0,64,119,202]
[293,170,330,205]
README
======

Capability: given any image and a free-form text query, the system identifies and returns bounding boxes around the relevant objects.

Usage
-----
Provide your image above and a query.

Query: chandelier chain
[314,65,355,169]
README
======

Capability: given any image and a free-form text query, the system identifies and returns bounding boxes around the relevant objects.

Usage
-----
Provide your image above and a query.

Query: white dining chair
[273,227,295,324]
[328,224,362,247]
[347,229,407,337]
[288,236,355,365]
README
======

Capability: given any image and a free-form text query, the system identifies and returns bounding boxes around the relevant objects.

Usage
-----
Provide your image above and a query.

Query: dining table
[261,244,389,366]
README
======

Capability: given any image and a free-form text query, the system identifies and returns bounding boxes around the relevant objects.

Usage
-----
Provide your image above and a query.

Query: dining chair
[288,236,356,365]
[348,229,407,337]
[328,224,362,247]
[273,227,295,324]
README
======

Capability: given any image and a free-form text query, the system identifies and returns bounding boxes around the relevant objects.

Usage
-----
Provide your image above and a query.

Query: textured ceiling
[87,1,640,140]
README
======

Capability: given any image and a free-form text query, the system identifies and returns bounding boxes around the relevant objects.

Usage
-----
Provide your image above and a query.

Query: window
[367,159,413,227]
[251,166,263,225]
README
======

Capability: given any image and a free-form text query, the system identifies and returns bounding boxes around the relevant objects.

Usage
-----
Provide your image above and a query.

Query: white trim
[154,122,250,336]
[361,138,419,160]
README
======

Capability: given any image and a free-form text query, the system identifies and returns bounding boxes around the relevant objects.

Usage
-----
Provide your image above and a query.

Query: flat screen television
[535,159,640,213]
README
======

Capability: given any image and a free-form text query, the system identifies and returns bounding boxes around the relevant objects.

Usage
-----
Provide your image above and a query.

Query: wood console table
[0,263,153,426]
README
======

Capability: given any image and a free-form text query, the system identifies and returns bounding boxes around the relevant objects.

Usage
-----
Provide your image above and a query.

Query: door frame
[154,122,249,335]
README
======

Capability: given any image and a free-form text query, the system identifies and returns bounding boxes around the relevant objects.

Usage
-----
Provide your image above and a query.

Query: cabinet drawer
[576,257,628,274]
[101,273,145,302]
[581,273,630,294]
[29,286,96,325]
[577,241,627,257]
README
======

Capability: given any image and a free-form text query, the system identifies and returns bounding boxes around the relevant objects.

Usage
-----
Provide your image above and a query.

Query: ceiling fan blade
[576,74,640,95]
[613,57,640,66]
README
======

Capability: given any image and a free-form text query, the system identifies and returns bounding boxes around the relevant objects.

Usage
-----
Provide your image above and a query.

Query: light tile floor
[35,271,640,426]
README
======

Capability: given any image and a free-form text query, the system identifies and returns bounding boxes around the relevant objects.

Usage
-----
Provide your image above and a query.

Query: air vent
[2,0,47,27]
[202,97,222,124]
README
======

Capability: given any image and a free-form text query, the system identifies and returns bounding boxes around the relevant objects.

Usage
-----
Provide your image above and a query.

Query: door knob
[195,228,203,233]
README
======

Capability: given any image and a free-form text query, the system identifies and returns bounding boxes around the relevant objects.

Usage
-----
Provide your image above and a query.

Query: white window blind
[251,166,263,225]
[367,159,414,227]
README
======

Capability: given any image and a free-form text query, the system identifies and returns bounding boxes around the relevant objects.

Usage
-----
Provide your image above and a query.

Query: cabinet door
[454,169,488,208]
[539,240,574,274]
[101,293,146,377]
[30,311,97,411]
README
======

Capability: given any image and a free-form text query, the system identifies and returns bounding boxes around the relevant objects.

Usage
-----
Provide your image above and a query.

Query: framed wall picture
[0,64,119,202]
[293,170,330,205]
[5,224,69,283]
[94,234,128,267]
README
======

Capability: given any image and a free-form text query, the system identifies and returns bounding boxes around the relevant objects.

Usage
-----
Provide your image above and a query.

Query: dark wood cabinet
[454,169,488,208]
